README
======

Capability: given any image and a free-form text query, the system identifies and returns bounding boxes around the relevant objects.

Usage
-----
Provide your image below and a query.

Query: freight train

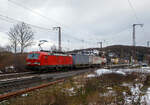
[26,51,106,70]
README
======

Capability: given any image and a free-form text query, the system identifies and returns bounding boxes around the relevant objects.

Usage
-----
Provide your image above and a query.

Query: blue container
[72,54,89,65]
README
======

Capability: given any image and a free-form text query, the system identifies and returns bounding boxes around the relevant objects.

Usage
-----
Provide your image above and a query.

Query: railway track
[0,72,34,80]
[0,79,65,101]
[0,68,96,101]
[0,64,131,101]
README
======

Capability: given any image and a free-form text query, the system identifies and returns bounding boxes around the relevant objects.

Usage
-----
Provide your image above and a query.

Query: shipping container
[92,56,102,64]
[72,54,89,65]
[89,56,93,64]
[88,56,103,65]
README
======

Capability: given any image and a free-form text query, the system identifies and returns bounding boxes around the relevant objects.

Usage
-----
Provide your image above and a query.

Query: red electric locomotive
[26,51,73,70]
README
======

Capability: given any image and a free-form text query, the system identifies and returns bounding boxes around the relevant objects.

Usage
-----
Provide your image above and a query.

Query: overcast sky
[0,0,150,52]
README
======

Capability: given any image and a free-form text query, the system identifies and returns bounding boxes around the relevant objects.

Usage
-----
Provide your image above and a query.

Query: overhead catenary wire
[8,0,129,48]
[0,13,88,50]
[0,13,84,50]
[8,0,95,44]
[127,0,150,47]
[8,0,65,27]
[6,0,145,49]
[0,14,51,31]
[127,0,145,33]
[0,16,15,24]
[127,0,140,23]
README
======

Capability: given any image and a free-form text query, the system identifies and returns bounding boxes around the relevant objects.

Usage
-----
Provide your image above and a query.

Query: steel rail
[0,79,64,101]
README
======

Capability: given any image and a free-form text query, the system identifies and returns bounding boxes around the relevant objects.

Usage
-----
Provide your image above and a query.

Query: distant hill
[104,45,150,58]
[69,45,150,59]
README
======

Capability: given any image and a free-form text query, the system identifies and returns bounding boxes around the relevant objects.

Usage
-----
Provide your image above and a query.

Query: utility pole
[147,41,150,47]
[97,42,102,49]
[67,40,70,51]
[132,24,143,62]
[82,40,84,49]
[132,24,143,46]
[53,27,61,52]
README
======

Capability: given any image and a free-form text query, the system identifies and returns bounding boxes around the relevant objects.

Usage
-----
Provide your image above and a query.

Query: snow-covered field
[87,67,150,78]
[87,67,150,104]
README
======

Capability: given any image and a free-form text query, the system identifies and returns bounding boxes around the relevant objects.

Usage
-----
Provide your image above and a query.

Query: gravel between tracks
[0,68,96,95]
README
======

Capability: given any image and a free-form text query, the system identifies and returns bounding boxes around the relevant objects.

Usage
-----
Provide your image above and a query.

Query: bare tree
[8,22,34,53]
[8,27,18,53]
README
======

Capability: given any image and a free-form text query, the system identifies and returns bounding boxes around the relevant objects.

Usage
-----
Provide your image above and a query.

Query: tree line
[7,22,34,53]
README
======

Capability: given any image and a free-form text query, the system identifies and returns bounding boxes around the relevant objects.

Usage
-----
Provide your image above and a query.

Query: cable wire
[0,14,51,31]
[8,0,64,27]
[127,0,141,23]
[8,0,90,42]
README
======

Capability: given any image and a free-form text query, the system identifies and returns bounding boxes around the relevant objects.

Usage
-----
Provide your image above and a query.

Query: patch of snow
[117,68,150,74]
[22,93,28,97]
[95,69,126,76]
[9,66,14,69]
[87,74,96,78]
[0,70,2,73]
[141,66,150,69]
[95,69,113,76]
[141,88,150,104]
[87,69,127,78]
[62,87,76,96]
[68,87,74,92]
[123,83,143,104]
[5,65,14,70]
[115,71,126,75]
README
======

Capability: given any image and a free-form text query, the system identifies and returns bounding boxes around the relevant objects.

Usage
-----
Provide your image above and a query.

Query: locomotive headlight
[34,62,40,65]
[27,62,31,64]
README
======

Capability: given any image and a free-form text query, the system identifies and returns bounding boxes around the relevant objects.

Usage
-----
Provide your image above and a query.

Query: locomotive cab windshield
[27,53,40,59]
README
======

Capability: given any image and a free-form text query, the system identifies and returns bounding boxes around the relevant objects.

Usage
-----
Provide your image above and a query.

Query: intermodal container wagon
[72,54,89,65]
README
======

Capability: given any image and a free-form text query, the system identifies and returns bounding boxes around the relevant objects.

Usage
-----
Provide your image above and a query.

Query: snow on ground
[142,88,150,104]
[116,68,150,74]
[123,83,150,104]
[95,69,113,76]
[87,67,150,104]
[122,83,143,104]
[87,74,95,78]
[87,68,126,78]
[0,70,2,73]
[62,87,76,96]
[87,67,150,78]
[141,66,150,69]
[21,93,28,97]
[95,69,126,76]
[5,66,14,70]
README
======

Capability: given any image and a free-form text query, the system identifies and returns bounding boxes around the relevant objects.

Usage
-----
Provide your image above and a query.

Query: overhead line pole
[53,27,61,52]
[132,24,143,62]
[147,41,150,47]
[97,42,102,49]
[132,24,143,46]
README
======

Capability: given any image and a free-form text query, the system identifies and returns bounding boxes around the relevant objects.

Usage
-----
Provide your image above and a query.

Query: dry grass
[1,71,150,105]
